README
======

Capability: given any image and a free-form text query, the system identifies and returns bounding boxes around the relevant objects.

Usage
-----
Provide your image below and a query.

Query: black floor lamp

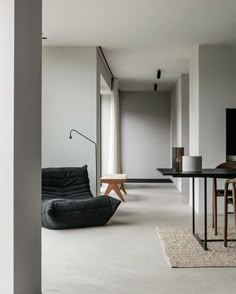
[69,129,97,192]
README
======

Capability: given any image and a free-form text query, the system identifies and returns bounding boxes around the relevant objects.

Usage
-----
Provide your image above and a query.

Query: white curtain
[107,78,121,174]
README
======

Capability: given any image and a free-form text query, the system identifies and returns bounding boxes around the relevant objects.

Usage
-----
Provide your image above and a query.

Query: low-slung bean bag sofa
[42,165,121,229]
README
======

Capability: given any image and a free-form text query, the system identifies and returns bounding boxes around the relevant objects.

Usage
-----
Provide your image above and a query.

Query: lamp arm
[69,129,96,145]
[69,129,98,194]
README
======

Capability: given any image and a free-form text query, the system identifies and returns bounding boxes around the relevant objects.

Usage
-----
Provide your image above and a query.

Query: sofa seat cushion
[42,195,120,230]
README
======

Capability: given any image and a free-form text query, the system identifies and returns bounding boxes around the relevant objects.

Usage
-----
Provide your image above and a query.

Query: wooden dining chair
[224,178,236,247]
[212,162,236,235]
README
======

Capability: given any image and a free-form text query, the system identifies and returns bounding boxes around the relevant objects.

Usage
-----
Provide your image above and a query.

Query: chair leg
[232,183,236,229]
[224,182,229,247]
[212,184,215,229]
[215,195,218,235]
[212,179,218,235]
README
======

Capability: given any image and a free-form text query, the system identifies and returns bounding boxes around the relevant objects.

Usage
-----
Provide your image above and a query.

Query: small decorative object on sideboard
[172,147,184,171]
[182,156,202,172]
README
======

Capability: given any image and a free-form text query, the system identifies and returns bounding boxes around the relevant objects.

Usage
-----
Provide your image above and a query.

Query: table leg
[204,177,208,250]
[192,177,195,234]
[193,177,208,250]
[212,178,218,235]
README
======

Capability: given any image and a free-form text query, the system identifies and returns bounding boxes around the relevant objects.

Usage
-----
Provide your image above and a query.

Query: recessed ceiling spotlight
[154,83,158,91]
[157,69,161,79]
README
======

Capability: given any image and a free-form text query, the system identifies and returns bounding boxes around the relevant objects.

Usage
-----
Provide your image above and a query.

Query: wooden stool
[100,174,127,202]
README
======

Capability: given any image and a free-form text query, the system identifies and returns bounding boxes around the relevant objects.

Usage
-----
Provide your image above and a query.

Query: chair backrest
[216,162,236,169]
[42,165,93,201]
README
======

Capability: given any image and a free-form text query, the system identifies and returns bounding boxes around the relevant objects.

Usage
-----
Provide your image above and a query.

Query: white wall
[0,0,42,293]
[42,47,112,195]
[189,46,201,208]
[97,50,112,90]
[181,75,190,158]
[171,78,181,149]
[120,91,171,178]
[96,50,112,189]
[189,45,236,213]
[101,94,112,175]
[189,47,200,157]
[42,47,97,194]
[0,2,14,291]
[198,46,236,166]
[171,74,189,194]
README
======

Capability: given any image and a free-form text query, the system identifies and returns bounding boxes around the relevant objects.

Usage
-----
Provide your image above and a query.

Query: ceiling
[43,0,236,91]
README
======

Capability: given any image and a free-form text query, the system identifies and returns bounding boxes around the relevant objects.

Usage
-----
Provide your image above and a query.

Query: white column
[189,45,236,213]
[171,74,189,194]
[0,1,42,293]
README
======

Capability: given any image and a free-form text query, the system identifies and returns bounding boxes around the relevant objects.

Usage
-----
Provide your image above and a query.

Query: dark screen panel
[226,109,236,156]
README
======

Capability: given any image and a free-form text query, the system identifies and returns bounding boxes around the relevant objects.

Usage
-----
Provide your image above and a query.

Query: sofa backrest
[42,165,93,200]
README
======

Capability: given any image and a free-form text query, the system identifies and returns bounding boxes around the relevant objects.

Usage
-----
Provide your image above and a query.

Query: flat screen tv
[226,108,236,161]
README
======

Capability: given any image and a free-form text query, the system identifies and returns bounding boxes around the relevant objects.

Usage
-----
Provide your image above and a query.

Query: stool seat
[101,174,127,202]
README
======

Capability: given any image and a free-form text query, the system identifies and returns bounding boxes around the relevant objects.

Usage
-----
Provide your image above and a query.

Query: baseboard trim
[126,178,172,183]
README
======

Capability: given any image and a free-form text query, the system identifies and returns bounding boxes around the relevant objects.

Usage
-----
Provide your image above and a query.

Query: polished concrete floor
[42,183,236,294]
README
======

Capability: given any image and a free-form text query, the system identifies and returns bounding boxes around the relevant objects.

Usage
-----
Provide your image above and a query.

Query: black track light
[42,33,48,40]
[157,69,161,79]
[154,83,158,91]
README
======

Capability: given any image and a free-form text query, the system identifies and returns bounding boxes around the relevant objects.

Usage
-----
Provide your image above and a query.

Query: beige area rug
[156,226,236,268]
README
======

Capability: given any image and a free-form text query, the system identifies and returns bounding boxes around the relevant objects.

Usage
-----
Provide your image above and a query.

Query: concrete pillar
[189,45,236,213]
[0,1,42,293]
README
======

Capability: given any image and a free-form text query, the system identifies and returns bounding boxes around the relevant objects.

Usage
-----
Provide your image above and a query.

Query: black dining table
[157,168,236,250]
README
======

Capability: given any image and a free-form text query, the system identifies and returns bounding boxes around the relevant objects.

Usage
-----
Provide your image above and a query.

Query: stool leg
[120,183,127,194]
[224,182,229,247]
[232,183,236,229]
[112,184,126,202]
[105,184,113,195]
